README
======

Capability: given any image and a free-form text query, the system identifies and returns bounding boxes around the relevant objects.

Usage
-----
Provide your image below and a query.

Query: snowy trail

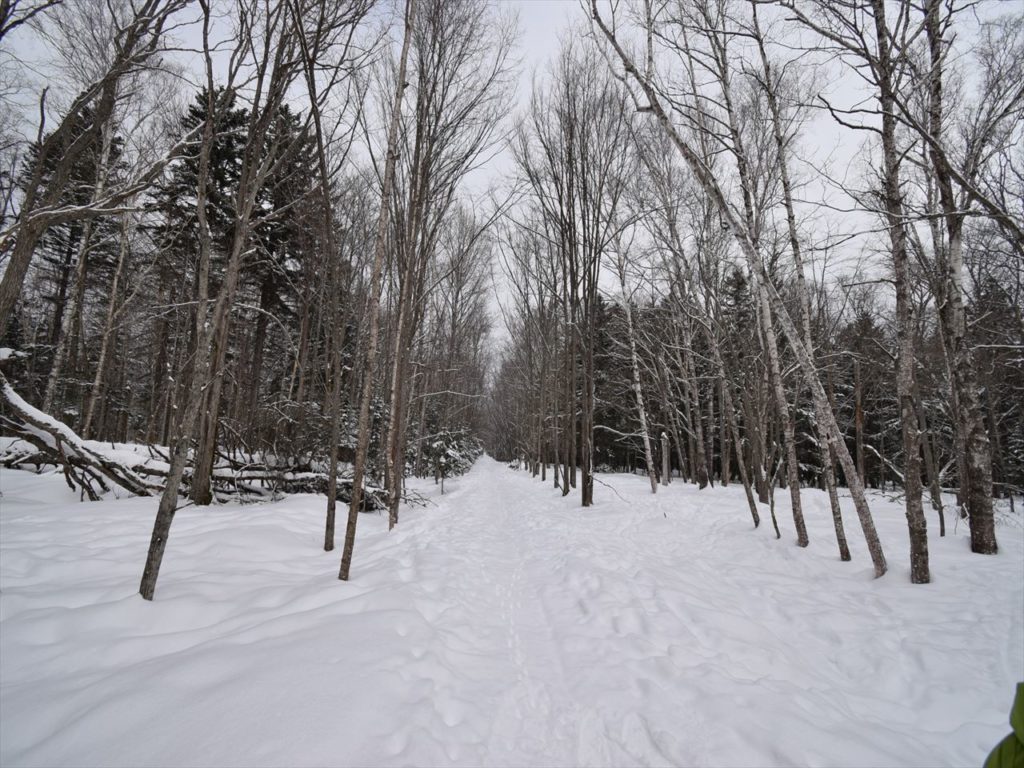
[1,457,1022,767]
[366,460,593,765]
[401,465,579,764]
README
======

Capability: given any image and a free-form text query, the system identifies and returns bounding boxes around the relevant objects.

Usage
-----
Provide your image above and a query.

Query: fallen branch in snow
[0,374,395,509]
[402,489,431,508]
[1,372,157,498]
[592,475,631,505]
[126,462,387,509]
[863,444,906,484]
[1,407,389,512]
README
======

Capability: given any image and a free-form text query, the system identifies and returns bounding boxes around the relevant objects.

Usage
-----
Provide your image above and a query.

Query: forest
[0,0,1022,599]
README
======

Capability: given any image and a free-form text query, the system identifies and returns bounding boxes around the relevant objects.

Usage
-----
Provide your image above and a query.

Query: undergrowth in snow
[1,458,1021,767]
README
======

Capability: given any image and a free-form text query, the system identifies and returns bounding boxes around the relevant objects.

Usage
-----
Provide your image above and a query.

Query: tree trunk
[719,379,730,486]
[750,4,847,559]
[758,288,808,547]
[44,115,117,417]
[140,77,221,600]
[339,0,416,580]
[620,283,657,493]
[82,209,132,439]
[48,234,78,348]
[916,389,946,536]
[716,357,760,529]
[189,320,230,506]
[42,215,97,415]
[580,319,596,506]
[746,394,769,504]
[854,358,866,482]
[922,0,995,555]
[705,377,715,486]
[676,321,708,488]
[661,431,670,487]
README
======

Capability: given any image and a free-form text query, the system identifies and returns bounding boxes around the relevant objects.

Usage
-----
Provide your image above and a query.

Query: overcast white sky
[458,0,579,194]
[513,0,579,48]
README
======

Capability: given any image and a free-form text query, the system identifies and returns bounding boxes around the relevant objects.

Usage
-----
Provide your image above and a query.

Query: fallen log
[1,373,392,509]
[1,371,156,497]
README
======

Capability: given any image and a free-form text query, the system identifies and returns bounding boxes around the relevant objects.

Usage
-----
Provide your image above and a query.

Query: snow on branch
[0,372,156,498]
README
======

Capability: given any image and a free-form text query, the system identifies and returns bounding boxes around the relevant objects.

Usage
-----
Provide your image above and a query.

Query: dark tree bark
[340,0,417,580]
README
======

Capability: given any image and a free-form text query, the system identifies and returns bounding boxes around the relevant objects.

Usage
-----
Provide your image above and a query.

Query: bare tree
[140,0,318,598]
[589,0,889,576]
[610,230,658,493]
[746,1,851,561]
[339,0,417,581]
[0,0,191,335]
[515,41,634,507]
[286,0,374,550]
[0,0,62,44]
[380,0,513,528]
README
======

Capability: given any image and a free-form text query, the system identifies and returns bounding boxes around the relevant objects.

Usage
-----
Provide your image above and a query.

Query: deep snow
[0,457,1021,767]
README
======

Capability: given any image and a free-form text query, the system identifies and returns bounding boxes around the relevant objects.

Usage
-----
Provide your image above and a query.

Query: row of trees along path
[1,0,1020,597]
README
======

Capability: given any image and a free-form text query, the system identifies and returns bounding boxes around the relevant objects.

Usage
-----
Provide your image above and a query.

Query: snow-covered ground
[1,457,1021,767]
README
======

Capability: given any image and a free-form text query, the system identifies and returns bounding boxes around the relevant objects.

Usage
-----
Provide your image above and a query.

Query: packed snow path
[1,458,1022,767]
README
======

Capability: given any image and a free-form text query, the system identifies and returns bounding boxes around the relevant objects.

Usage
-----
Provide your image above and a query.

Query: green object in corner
[985,683,1024,768]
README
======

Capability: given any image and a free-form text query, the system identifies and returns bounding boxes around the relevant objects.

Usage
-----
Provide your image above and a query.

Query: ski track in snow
[1,457,1022,767]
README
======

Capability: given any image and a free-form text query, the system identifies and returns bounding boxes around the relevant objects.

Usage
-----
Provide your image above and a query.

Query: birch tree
[589,0,889,577]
